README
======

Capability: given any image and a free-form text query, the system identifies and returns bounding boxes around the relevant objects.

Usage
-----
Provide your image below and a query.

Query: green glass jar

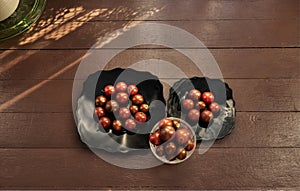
[0,0,46,40]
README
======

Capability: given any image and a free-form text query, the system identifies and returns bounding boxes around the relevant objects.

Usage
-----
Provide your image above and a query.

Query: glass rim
[0,0,47,41]
[149,117,197,164]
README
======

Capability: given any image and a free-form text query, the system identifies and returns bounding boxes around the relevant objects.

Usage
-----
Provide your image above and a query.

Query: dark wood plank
[41,0,300,21]
[0,148,299,189]
[0,48,299,80]
[0,0,298,190]
[0,49,81,80]
[0,112,299,148]
[0,113,80,148]
[0,79,298,112]
[0,79,74,113]
[106,48,300,79]
[0,19,298,49]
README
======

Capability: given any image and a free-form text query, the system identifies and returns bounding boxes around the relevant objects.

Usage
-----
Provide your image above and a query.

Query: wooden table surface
[0,0,299,190]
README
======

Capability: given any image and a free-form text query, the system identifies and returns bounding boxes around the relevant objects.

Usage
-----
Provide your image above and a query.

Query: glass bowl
[0,0,46,40]
[149,117,197,164]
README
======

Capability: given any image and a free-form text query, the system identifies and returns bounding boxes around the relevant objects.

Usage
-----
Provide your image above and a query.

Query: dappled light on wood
[95,7,163,49]
[17,5,163,46]
[0,3,163,111]
[44,9,106,41]
[19,6,85,45]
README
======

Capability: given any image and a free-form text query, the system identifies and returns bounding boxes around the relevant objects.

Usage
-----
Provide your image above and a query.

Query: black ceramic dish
[76,68,166,151]
[167,77,236,141]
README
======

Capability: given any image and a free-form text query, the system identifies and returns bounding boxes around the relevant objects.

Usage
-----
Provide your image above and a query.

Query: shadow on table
[0,2,165,112]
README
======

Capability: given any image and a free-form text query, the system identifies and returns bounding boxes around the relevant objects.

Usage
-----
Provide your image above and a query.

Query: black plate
[76,68,166,152]
[167,77,236,140]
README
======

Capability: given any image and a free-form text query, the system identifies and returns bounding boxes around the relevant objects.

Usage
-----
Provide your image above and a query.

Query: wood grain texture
[0,48,299,80]
[0,79,299,112]
[0,20,298,49]
[0,148,299,189]
[0,0,299,190]
[39,0,300,21]
[0,112,299,148]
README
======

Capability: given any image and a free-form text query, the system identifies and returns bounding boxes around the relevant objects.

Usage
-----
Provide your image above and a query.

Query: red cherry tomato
[188,109,200,122]
[103,85,115,97]
[209,102,220,114]
[115,82,127,92]
[112,120,122,131]
[140,104,149,113]
[175,128,191,145]
[159,126,175,141]
[185,140,195,151]
[125,119,137,131]
[127,85,139,96]
[132,94,144,105]
[95,95,107,106]
[149,132,161,146]
[94,107,105,118]
[105,100,119,112]
[134,112,147,123]
[182,99,194,110]
[129,105,139,115]
[159,118,173,129]
[119,107,131,119]
[115,92,129,105]
[196,101,206,110]
[188,89,201,100]
[99,117,111,129]
[202,92,214,104]
[201,110,213,123]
